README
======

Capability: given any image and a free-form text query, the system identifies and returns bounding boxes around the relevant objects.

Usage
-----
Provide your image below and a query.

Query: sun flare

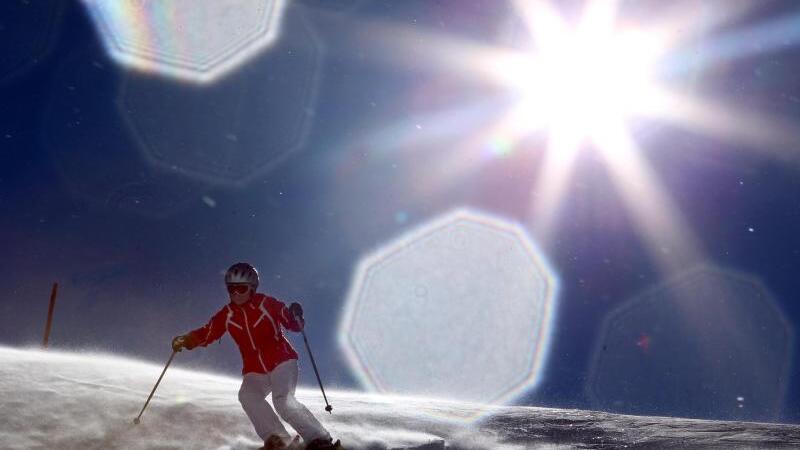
[344,0,799,275]
[505,15,667,141]
[502,0,705,272]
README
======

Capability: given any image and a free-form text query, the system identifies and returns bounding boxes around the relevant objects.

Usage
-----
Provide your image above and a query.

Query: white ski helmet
[225,262,259,288]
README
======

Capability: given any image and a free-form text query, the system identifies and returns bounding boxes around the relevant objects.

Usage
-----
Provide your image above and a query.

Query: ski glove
[289,302,303,320]
[171,335,195,352]
[289,302,304,331]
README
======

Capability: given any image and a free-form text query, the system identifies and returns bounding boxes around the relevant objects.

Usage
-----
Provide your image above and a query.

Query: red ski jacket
[185,293,302,374]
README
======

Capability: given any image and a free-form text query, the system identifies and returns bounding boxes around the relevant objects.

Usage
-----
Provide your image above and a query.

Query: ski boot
[260,435,301,450]
[305,437,344,450]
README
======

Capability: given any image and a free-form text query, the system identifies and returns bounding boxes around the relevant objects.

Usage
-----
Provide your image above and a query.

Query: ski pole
[296,315,333,413]
[133,351,177,425]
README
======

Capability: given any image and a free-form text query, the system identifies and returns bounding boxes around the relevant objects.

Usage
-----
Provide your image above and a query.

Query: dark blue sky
[2,0,799,424]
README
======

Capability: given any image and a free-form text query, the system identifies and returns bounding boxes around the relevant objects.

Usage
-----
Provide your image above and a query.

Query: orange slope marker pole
[42,282,58,349]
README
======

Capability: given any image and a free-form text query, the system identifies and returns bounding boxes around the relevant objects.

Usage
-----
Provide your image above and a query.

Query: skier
[171,262,340,450]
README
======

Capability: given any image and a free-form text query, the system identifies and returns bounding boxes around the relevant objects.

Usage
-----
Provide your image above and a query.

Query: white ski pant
[238,359,330,442]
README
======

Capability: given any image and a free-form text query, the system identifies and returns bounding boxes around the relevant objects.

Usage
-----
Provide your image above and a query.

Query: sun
[531,34,662,133]
[462,0,706,274]
[502,0,668,146]
[341,0,798,275]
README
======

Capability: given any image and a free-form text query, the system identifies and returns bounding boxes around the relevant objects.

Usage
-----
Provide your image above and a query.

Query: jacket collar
[230,292,260,308]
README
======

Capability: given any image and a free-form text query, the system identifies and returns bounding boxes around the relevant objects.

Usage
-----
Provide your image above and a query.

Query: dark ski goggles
[227,284,251,295]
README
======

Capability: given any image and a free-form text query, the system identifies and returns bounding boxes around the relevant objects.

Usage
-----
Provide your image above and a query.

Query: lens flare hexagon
[81,0,287,84]
[339,209,559,409]
[587,265,794,421]
[42,45,201,219]
[116,6,320,187]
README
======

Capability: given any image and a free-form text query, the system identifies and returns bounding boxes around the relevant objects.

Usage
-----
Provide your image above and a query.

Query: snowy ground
[1,346,798,449]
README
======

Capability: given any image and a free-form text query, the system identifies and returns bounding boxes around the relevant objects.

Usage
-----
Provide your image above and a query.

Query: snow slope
[1,346,798,449]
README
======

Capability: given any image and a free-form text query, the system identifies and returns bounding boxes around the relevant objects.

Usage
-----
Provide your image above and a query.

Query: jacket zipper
[240,303,268,373]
